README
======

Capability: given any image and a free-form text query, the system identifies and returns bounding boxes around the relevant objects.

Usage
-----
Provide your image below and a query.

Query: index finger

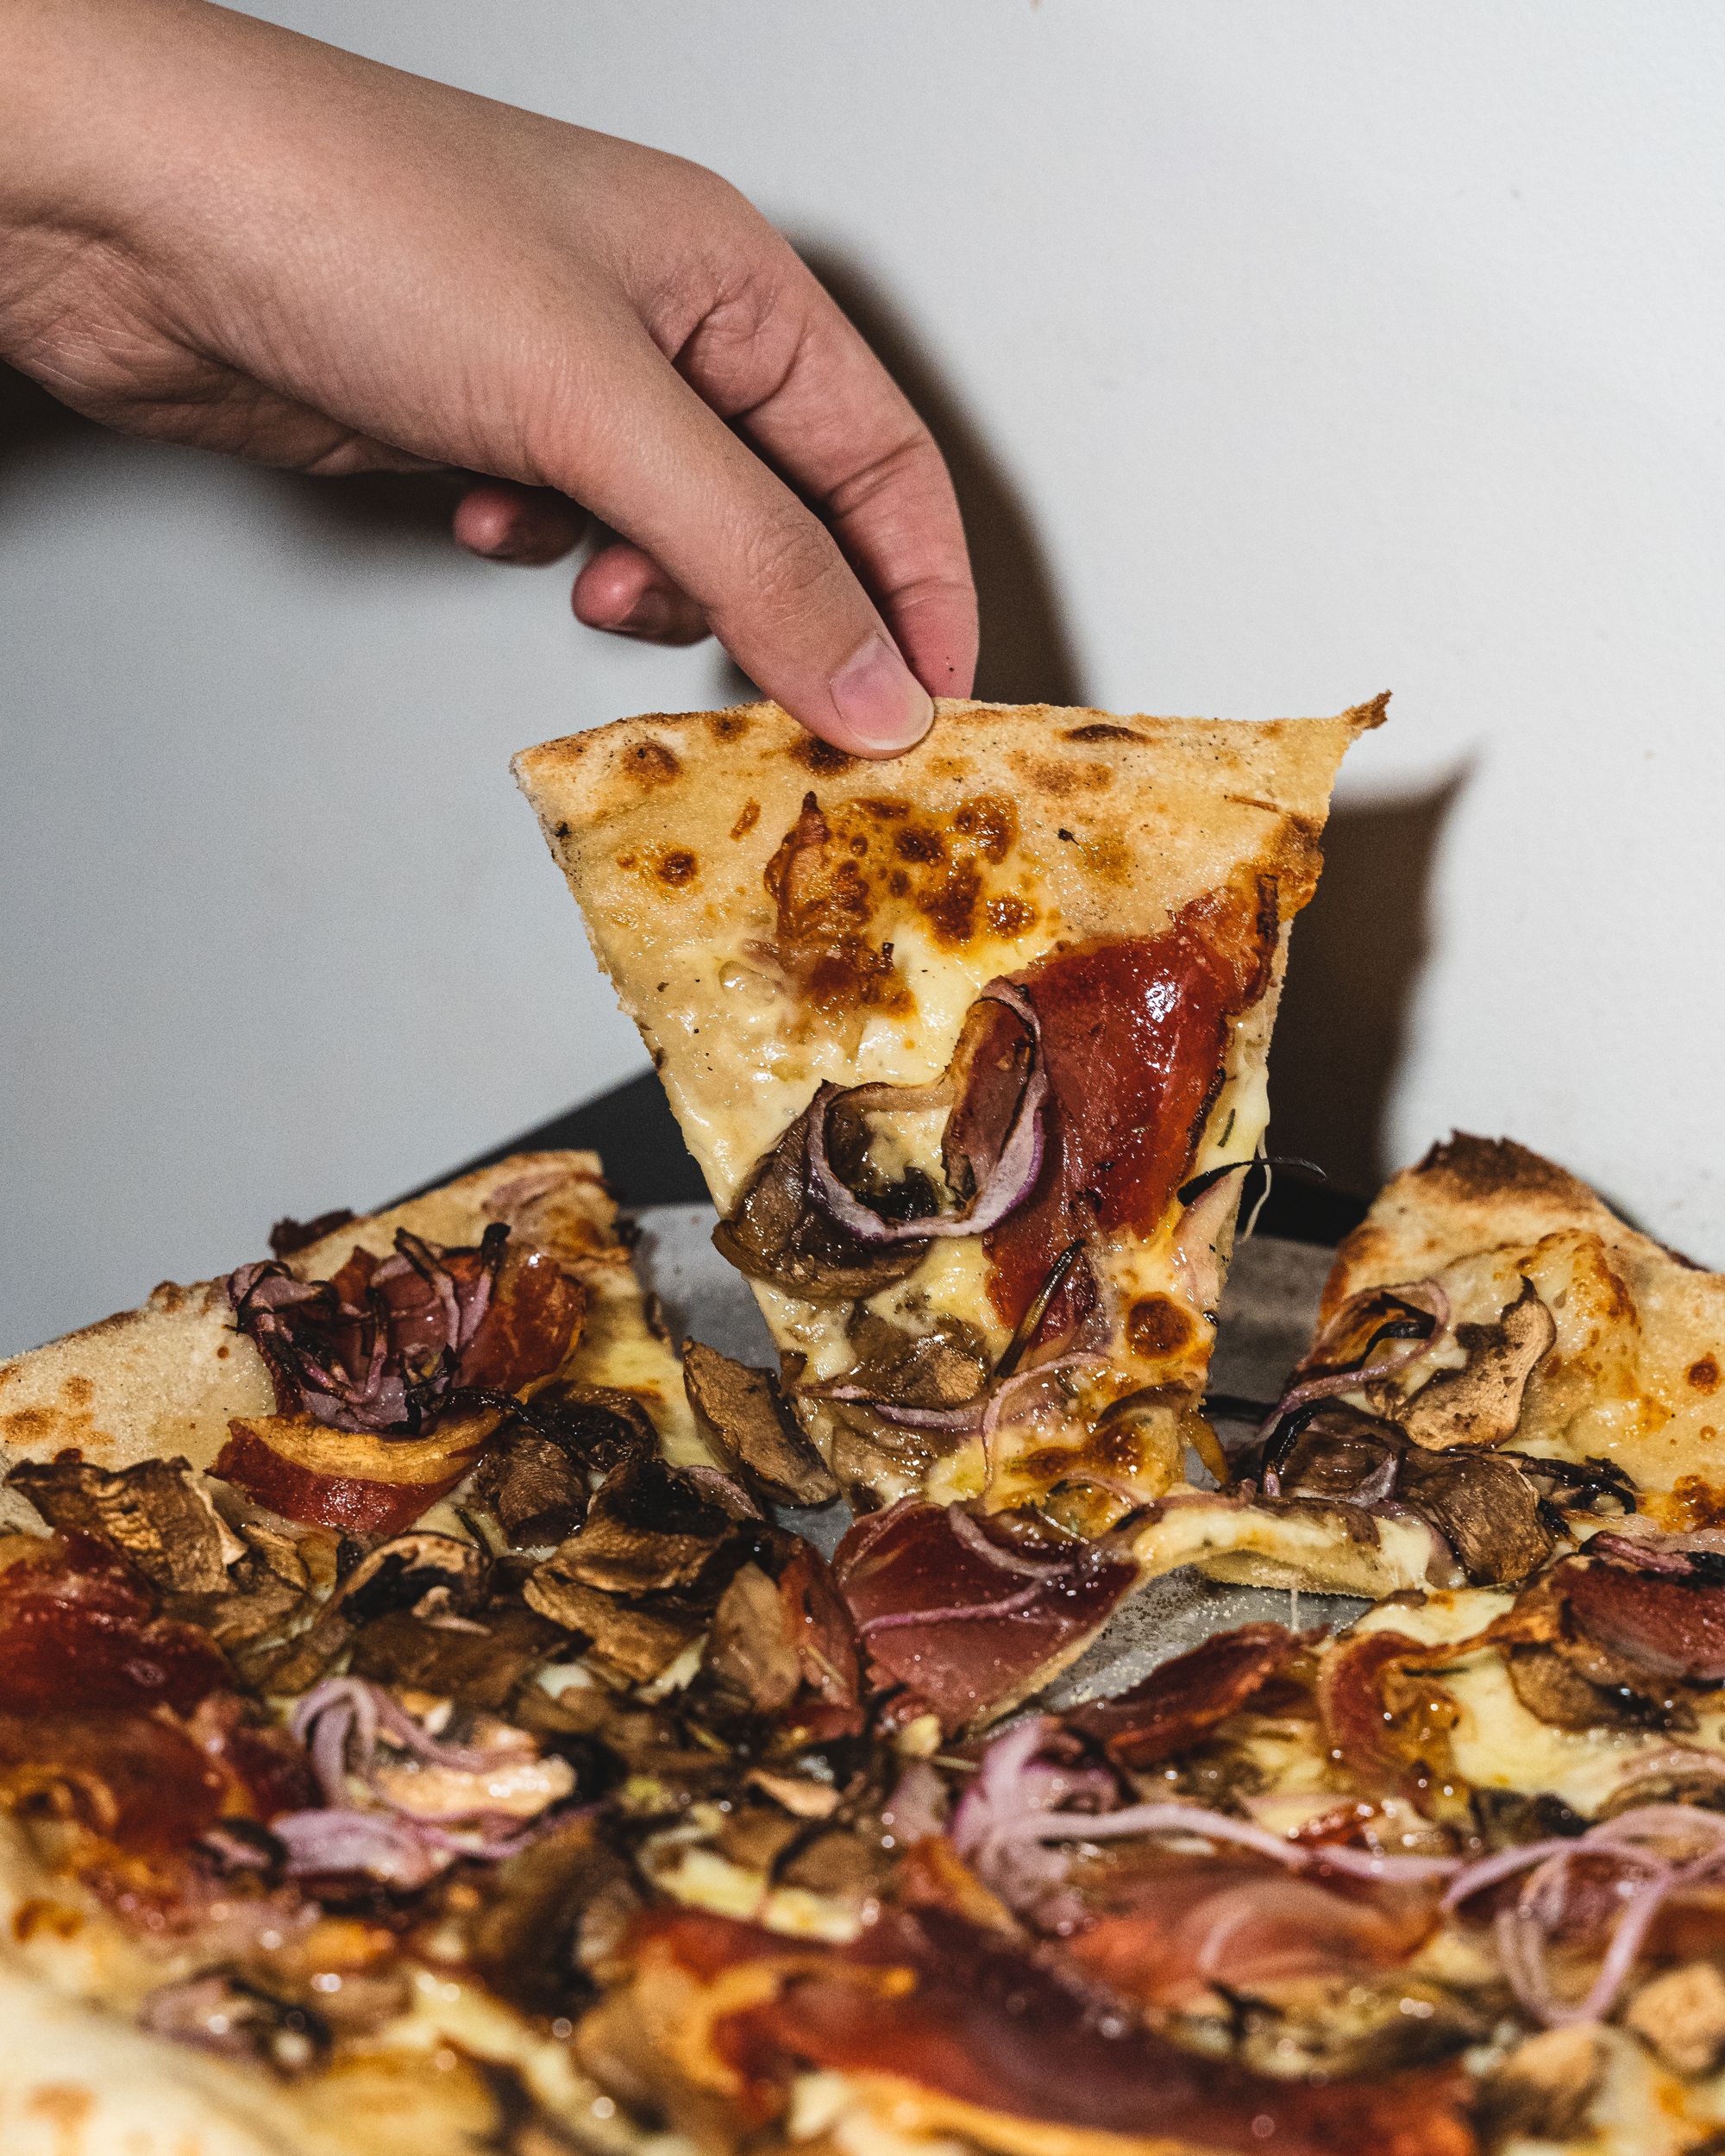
[675,244,980,703]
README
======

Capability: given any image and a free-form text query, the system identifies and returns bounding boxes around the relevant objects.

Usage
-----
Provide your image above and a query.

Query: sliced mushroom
[464,1813,637,2015]
[841,1311,991,1410]
[712,1100,927,1300]
[1395,1448,1555,1585]
[682,1340,837,1507]
[521,1564,705,1686]
[170,1556,307,1651]
[1623,1960,1725,2078]
[1389,1278,1555,1449]
[9,1453,237,1594]
[239,1531,486,1694]
[702,1563,801,1716]
[527,1382,659,1477]
[548,1458,748,1601]
[348,1602,565,1709]
[1474,2026,1604,2143]
[471,1431,589,1547]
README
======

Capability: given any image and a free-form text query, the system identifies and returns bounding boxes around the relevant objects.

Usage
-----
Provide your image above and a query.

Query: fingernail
[614,588,675,638]
[829,635,934,755]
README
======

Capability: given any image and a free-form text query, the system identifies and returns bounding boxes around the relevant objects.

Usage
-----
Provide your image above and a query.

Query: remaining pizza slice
[1126,1132,1725,1599]
[516,697,1377,1534]
[0,1150,702,1541]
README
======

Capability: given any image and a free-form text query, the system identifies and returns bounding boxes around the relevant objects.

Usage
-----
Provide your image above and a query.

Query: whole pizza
[3,698,1722,2156]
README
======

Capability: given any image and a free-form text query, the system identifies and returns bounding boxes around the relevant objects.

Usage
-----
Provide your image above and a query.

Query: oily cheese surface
[1324,1134,1725,1520]
[513,696,1383,1209]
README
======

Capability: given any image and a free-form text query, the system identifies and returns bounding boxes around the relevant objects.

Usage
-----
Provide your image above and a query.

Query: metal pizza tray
[633,1206,1368,1706]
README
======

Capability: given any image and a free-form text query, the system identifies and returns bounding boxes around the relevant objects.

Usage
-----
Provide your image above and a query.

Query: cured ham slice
[833,1500,1136,1730]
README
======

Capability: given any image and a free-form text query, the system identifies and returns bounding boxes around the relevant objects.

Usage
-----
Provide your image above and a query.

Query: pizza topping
[1316,1630,1470,1819]
[468,1428,588,1547]
[833,1500,1136,1730]
[1063,1858,1439,2006]
[139,1971,329,2073]
[543,1455,760,1601]
[713,1094,928,1300]
[0,1534,229,1715]
[291,1676,575,1824]
[629,1905,1478,2156]
[1069,1621,1304,1768]
[524,1381,661,1477]
[1249,1408,1556,1585]
[1446,1803,1725,2027]
[227,1226,582,1436]
[0,1705,227,1851]
[1562,1542,1725,1683]
[269,1805,456,1888]
[984,880,1282,1330]
[1261,1285,1452,1485]
[8,1455,238,1595]
[681,1338,838,1506]
[1392,1278,1556,1449]
[806,986,1049,1246]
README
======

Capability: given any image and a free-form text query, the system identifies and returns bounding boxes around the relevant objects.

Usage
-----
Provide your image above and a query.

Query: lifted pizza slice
[1127,1132,1725,1600]
[516,697,1378,1558]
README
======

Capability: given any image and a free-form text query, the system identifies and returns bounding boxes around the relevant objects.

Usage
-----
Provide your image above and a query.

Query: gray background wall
[6,1,1725,1357]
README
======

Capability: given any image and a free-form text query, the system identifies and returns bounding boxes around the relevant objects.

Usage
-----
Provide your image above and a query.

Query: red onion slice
[947,1506,1074,1578]
[820,1386,988,1433]
[805,982,1048,1244]
[858,1584,1042,1634]
[272,1807,450,1889]
[1262,1279,1453,1432]
[1446,1802,1725,2026]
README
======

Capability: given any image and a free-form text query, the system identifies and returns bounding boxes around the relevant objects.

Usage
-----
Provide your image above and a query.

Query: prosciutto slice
[636,1904,1476,2156]
[984,880,1280,1332]
[1564,1548,1725,1683]
[833,1501,1136,1731]
[1069,1621,1302,1768]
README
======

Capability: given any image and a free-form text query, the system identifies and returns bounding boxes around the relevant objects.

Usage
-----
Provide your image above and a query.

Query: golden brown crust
[1323,1132,1645,1321]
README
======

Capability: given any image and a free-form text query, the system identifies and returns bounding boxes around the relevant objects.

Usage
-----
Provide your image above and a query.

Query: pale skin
[0,0,978,755]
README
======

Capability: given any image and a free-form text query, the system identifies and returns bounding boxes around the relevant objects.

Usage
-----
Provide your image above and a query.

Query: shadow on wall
[1268,775,1466,1202]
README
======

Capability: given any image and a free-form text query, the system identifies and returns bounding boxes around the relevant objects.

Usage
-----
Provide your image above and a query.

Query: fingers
[572,539,708,645]
[537,334,936,756]
[678,244,980,706]
[452,480,585,565]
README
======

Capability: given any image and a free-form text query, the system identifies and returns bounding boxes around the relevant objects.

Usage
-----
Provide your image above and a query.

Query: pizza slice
[0,1150,702,1538]
[515,695,1377,1711]
[1125,1133,1725,1601]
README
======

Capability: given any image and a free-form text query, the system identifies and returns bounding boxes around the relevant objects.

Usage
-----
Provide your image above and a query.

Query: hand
[0,0,976,753]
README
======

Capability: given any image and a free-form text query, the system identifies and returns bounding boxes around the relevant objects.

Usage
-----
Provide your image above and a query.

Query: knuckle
[739,509,847,624]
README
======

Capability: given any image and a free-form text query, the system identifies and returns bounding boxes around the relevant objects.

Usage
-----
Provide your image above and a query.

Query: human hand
[0,0,976,753]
